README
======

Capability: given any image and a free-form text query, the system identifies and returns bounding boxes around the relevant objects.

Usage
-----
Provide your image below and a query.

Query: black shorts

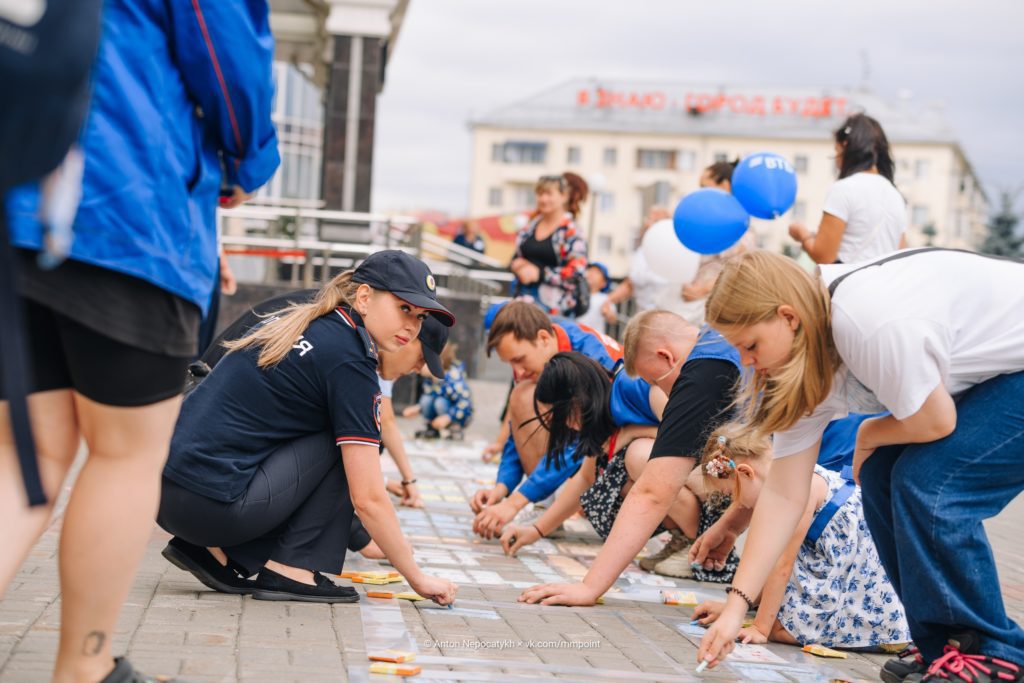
[0,298,190,407]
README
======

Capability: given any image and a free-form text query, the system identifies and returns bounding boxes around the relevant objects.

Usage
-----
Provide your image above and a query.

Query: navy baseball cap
[418,316,449,379]
[352,250,455,326]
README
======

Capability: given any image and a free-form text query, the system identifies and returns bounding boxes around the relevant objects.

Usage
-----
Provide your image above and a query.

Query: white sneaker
[649,534,696,579]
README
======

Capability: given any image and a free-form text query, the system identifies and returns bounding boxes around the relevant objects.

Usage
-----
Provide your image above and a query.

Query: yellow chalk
[352,575,405,585]
[394,592,427,601]
[369,662,421,676]
[803,644,848,659]
[661,590,698,606]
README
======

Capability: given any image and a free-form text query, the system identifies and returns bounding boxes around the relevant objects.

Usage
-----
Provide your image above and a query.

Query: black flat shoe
[99,656,178,682]
[252,567,359,603]
[161,537,254,595]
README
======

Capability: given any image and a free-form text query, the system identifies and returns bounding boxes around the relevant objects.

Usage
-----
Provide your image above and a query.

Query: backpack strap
[0,205,46,506]
[804,478,856,548]
[828,247,1024,298]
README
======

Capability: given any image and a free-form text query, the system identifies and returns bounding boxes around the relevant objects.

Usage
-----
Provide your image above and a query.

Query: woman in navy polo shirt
[158,250,459,604]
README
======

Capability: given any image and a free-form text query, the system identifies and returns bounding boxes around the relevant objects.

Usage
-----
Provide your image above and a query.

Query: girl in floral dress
[693,423,911,650]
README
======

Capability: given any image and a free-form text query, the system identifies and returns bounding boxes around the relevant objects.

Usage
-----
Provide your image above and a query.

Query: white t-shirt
[577,291,612,334]
[822,172,907,264]
[774,249,1024,458]
[377,377,394,399]
[628,250,672,311]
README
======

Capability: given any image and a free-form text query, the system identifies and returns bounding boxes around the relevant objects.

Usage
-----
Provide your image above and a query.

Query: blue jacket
[496,317,625,502]
[6,0,279,313]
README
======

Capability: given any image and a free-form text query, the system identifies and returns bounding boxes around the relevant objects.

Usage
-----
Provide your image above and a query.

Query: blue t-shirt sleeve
[518,444,582,502]
[496,435,524,492]
[610,374,659,426]
[325,360,382,448]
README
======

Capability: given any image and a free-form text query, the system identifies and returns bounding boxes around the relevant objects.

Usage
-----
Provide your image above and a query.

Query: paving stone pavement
[1,378,1021,682]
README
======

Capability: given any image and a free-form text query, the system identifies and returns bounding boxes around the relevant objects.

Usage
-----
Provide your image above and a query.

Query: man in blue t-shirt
[471,301,624,538]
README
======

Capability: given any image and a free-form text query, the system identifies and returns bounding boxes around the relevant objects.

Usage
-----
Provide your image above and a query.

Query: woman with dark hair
[789,113,907,264]
[510,172,589,317]
[499,352,718,560]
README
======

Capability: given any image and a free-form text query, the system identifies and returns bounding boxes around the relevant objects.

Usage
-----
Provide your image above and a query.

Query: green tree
[921,222,937,247]
[980,191,1023,257]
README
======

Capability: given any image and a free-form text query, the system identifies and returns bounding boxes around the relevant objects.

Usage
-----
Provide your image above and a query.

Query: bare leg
[263,559,315,585]
[507,381,548,475]
[621,438,700,538]
[52,393,181,683]
[0,390,80,595]
[769,618,800,645]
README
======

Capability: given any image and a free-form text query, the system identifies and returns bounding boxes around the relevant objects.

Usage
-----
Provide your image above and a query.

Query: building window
[911,205,929,226]
[603,147,617,166]
[678,149,696,172]
[794,155,808,174]
[511,184,534,209]
[488,187,503,208]
[713,152,729,163]
[567,146,581,164]
[637,149,676,170]
[915,159,930,179]
[597,234,613,255]
[494,141,547,165]
[792,200,806,222]
[955,210,968,240]
[597,191,615,213]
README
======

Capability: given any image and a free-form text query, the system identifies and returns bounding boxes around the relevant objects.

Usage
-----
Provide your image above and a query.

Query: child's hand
[469,486,504,513]
[689,523,737,571]
[738,625,769,644]
[400,482,423,508]
[692,600,726,625]
[481,441,503,463]
[401,405,420,418]
[473,499,517,539]
[500,524,540,556]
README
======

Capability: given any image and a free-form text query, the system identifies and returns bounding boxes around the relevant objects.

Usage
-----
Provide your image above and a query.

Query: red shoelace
[924,645,1020,681]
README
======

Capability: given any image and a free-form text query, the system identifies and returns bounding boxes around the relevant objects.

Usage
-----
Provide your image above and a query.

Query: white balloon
[640,219,701,284]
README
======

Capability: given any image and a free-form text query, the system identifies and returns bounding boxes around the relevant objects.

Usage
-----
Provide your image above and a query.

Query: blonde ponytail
[705,251,839,438]
[223,270,364,368]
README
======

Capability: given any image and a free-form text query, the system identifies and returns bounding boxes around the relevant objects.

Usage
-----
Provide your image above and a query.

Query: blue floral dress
[779,466,911,648]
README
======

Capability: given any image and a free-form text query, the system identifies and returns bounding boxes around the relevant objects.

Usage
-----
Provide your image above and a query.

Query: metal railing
[218,205,512,297]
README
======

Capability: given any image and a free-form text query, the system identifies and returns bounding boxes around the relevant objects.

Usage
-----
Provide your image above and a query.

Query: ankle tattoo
[82,630,106,655]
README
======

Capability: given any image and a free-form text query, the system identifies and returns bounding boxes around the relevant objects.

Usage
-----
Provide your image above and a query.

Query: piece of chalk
[690,620,701,626]
[695,659,709,673]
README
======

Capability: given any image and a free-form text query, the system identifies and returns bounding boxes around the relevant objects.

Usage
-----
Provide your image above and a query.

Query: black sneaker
[161,537,254,595]
[415,427,441,439]
[100,656,177,682]
[252,567,359,603]
[881,645,927,683]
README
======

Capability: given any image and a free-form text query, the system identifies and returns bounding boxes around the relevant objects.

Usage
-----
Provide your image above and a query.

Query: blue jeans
[860,371,1024,664]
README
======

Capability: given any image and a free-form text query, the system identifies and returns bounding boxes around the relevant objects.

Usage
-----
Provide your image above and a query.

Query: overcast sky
[371,0,1024,215]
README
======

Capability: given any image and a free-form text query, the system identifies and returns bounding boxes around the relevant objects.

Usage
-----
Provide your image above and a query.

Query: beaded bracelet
[725,586,756,611]
[401,478,418,486]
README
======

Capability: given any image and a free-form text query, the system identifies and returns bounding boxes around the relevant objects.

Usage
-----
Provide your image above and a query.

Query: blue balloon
[672,189,750,255]
[731,152,798,219]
